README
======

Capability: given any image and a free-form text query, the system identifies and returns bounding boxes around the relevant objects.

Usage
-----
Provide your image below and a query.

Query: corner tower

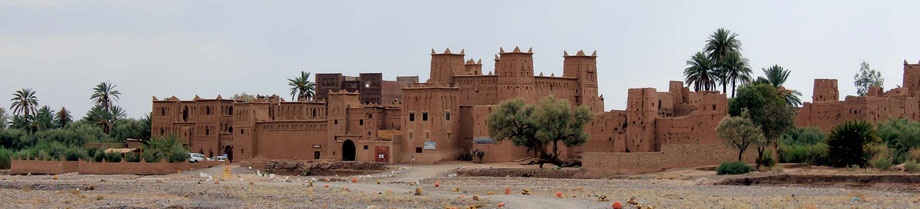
[495,47,536,102]
[563,50,602,112]
[428,48,465,86]
[904,60,920,97]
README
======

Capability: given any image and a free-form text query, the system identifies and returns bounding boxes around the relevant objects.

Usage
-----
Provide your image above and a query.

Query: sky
[1,0,919,119]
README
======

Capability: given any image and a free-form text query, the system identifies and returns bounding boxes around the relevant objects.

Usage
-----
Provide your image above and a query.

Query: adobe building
[152,47,753,171]
[314,73,415,105]
[796,60,920,131]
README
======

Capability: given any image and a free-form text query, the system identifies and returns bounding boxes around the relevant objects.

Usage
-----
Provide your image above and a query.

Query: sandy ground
[1,162,919,208]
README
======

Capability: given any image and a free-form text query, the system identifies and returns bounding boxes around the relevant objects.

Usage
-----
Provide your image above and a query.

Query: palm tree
[684,52,717,92]
[704,28,743,94]
[110,105,126,120]
[288,71,315,101]
[91,81,121,111]
[35,105,54,130]
[721,52,753,97]
[56,107,72,129]
[10,88,39,117]
[761,65,803,107]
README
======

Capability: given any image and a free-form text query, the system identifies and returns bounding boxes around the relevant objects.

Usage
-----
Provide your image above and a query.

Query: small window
[409,113,415,121]
[314,151,320,159]
[425,132,430,139]
[447,133,451,140]
[334,120,338,124]
[423,112,428,121]
[364,145,369,150]
[445,113,451,121]
[416,147,423,153]
[241,129,245,134]
[360,119,364,125]
[712,105,716,110]
[409,132,414,139]
[368,131,371,136]
[206,106,211,115]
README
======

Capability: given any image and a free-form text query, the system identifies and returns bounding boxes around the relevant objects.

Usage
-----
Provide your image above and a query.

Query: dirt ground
[1,162,919,208]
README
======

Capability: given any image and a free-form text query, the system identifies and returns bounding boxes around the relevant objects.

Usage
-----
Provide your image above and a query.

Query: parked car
[216,155,227,161]
[189,153,206,163]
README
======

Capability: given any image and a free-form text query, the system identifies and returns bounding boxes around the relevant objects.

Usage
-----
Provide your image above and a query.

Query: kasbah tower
[152,46,754,172]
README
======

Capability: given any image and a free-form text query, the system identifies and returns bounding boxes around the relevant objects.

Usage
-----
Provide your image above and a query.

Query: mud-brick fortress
[161,47,920,171]
[796,61,920,132]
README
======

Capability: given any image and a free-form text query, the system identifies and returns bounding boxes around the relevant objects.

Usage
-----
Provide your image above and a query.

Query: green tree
[232,92,256,102]
[876,118,920,164]
[759,65,803,106]
[826,120,878,167]
[721,52,752,97]
[55,107,72,129]
[487,96,595,168]
[140,135,189,163]
[704,28,743,94]
[0,107,8,129]
[91,81,121,112]
[10,88,39,118]
[716,113,766,161]
[684,51,717,92]
[853,61,884,96]
[288,71,316,101]
[34,106,54,131]
[729,84,796,168]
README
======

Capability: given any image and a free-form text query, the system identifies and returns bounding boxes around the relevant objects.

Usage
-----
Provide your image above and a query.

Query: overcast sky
[1,0,919,119]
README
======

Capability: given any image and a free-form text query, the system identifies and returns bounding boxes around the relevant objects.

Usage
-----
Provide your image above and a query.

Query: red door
[375,146,389,162]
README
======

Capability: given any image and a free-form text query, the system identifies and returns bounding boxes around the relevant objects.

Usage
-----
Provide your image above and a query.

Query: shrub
[0,148,13,169]
[760,152,776,168]
[869,155,893,171]
[780,127,826,145]
[141,151,160,163]
[907,147,920,162]
[905,160,920,173]
[778,142,828,164]
[62,147,88,161]
[877,118,920,164]
[716,161,753,175]
[103,152,122,163]
[167,144,188,163]
[36,150,51,161]
[125,152,140,162]
[93,151,104,162]
[17,150,31,160]
[826,120,877,167]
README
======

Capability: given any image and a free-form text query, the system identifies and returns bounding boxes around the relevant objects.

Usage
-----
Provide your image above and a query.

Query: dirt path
[325,164,598,209]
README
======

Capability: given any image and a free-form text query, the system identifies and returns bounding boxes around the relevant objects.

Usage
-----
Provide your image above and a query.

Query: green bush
[62,147,88,161]
[781,127,826,145]
[93,151,104,162]
[0,148,13,169]
[36,150,51,161]
[869,155,893,170]
[103,152,122,162]
[141,151,160,163]
[168,144,189,163]
[125,152,140,162]
[17,150,31,160]
[760,152,776,168]
[826,120,877,167]
[905,160,920,173]
[716,161,753,175]
[778,142,828,164]
[877,118,920,164]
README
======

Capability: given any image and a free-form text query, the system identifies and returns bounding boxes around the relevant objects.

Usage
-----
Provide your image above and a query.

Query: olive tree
[487,96,594,168]
[717,113,766,161]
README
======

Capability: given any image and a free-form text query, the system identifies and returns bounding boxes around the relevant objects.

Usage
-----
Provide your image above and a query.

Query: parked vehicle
[189,153,206,163]
[216,155,227,161]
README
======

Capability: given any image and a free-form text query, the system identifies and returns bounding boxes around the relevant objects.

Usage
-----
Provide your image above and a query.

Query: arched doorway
[342,140,356,161]
[224,146,233,162]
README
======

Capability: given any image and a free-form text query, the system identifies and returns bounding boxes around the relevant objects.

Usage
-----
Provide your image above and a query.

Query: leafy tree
[232,92,256,102]
[780,127,825,146]
[717,113,766,161]
[487,96,594,168]
[0,107,8,129]
[140,135,189,163]
[684,52,717,92]
[853,61,884,96]
[721,52,752,97]
[10,88,39,117]
[759,65,803,107]
[288,71,316,101]
[876,118,920,164]
[91,81,120,112]
[729,84,796,168]
[826,120,878,167]
[55,107,72,129]
[704,28,743,94]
